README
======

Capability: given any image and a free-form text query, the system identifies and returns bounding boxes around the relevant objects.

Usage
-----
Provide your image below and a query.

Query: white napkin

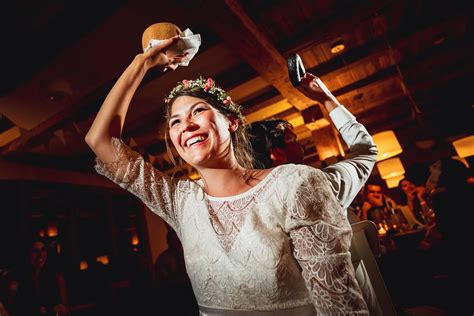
[144,28,201,66]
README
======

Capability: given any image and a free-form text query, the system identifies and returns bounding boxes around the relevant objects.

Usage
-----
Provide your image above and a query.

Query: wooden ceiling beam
[220,14,466,116]
[280,0,394,55]
[203,0,313,111]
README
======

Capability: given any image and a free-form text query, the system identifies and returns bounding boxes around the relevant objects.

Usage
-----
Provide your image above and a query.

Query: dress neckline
[205,165,285,202]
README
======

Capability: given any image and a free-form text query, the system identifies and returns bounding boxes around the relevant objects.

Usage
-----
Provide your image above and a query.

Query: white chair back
[350,220,397,316]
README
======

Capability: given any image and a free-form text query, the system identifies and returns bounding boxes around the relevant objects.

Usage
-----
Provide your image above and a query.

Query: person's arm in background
[52,272,69,315]
[288,73,374,314]
[298,73,378,209]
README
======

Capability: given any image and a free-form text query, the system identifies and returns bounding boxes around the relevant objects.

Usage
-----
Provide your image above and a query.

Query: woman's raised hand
[298,73,341,111]
[142,36,188,72]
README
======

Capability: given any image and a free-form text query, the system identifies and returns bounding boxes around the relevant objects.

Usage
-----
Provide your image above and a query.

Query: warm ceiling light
[330,41,345,54]
[377,157,405,179]
[96,255,109,265]
[47,223,58,237]
[372,130,403,161]
[452,135,474,158]
[385,174,405,189]
[131,233,140,246]
[79,261,88,271]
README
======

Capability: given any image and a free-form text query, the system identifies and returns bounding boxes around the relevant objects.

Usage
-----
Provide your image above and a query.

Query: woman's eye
[193,107,205,115]
[170,120,180,127]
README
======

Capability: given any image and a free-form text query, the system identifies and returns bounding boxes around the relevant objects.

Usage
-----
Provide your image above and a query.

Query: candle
[378,226,387,237]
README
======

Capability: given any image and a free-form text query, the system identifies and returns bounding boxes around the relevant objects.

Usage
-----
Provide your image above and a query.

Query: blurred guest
[397,178,428,229]
[361,181,385,223]
[421,157,473,314]
[421,158,472,251]
[5,239,69,316]
[247,119,305,168]
[361,180,408,233]
[154,229,198,316]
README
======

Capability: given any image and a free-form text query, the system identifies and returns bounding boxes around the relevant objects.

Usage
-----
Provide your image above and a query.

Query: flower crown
[166,77,243,120]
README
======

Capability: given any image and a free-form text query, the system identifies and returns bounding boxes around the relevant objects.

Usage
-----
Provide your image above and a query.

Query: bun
[142,22,182,51]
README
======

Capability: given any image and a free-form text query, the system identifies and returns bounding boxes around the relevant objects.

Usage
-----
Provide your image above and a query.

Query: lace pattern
[94,137,189,232]
[206,174,277,253]
[285,167,368,314]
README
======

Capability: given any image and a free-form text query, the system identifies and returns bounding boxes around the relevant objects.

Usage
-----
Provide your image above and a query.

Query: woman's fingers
[144,36,180,57]
[300,73,317,86]
[157,36,180,51]
[300,73,334,96]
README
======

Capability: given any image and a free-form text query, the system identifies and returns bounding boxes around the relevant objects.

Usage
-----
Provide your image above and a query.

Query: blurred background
[0,0,473,315]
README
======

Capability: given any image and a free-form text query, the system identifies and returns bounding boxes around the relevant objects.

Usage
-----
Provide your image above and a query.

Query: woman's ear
[228,116,240,132]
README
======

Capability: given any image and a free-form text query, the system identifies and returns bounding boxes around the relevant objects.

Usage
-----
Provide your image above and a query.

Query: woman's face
[400,180,415,195]
[168,96,235,168]
[282,128,304,164]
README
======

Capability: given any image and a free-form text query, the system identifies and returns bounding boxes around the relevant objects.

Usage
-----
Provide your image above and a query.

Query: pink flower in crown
[223,96,232,105]
[182,80,189,88]
[204,78,213,91]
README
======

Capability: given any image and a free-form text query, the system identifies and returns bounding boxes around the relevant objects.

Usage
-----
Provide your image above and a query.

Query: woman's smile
[183,133,209,148]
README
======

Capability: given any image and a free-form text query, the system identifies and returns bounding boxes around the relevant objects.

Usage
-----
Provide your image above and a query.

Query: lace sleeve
[284,167,369,314]
[94,137,186,230]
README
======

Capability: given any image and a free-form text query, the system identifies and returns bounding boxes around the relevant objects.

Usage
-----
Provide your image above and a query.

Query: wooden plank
[281,0,394,55]
[203,0,314,111]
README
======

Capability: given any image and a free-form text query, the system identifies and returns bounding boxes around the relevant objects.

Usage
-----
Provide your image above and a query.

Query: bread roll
[141,22,182,51]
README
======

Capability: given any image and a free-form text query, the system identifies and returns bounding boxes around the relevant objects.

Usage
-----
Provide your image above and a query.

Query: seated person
[5,239,69,316]
[397,178,428,229]
[361,180,408,233]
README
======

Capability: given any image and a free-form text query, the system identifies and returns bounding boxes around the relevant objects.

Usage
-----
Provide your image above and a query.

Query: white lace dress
[95,106,378,315]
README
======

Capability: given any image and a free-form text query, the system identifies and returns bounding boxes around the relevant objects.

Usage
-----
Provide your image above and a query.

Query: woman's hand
[298,73,341,112]
[141,36,188,72]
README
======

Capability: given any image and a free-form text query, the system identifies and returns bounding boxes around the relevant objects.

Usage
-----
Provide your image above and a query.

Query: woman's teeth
[186,135,206,147]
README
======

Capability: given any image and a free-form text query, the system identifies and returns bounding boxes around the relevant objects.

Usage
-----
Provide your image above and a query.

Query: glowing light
[372,130,403,161]
[452,135,474,158]
[131,233,140,246]
[79,261,88,270]
[47,223,58,237]
[385,174,405,189]
[330,42,345,54]
[377,157,405,179]
[96,256,109,265]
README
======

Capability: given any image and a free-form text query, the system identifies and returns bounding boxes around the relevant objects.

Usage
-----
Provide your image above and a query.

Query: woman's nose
[181,118,199,133]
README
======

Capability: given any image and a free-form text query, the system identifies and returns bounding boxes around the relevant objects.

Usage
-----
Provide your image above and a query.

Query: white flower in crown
[166,77,243,120]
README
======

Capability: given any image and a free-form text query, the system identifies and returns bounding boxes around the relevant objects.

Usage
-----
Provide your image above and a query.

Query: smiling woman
[164,78,255,176]
[85,34,378,315]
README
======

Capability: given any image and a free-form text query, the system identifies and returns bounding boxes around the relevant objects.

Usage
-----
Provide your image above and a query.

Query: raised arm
[85,36,183,162]
[298,73,378,209]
